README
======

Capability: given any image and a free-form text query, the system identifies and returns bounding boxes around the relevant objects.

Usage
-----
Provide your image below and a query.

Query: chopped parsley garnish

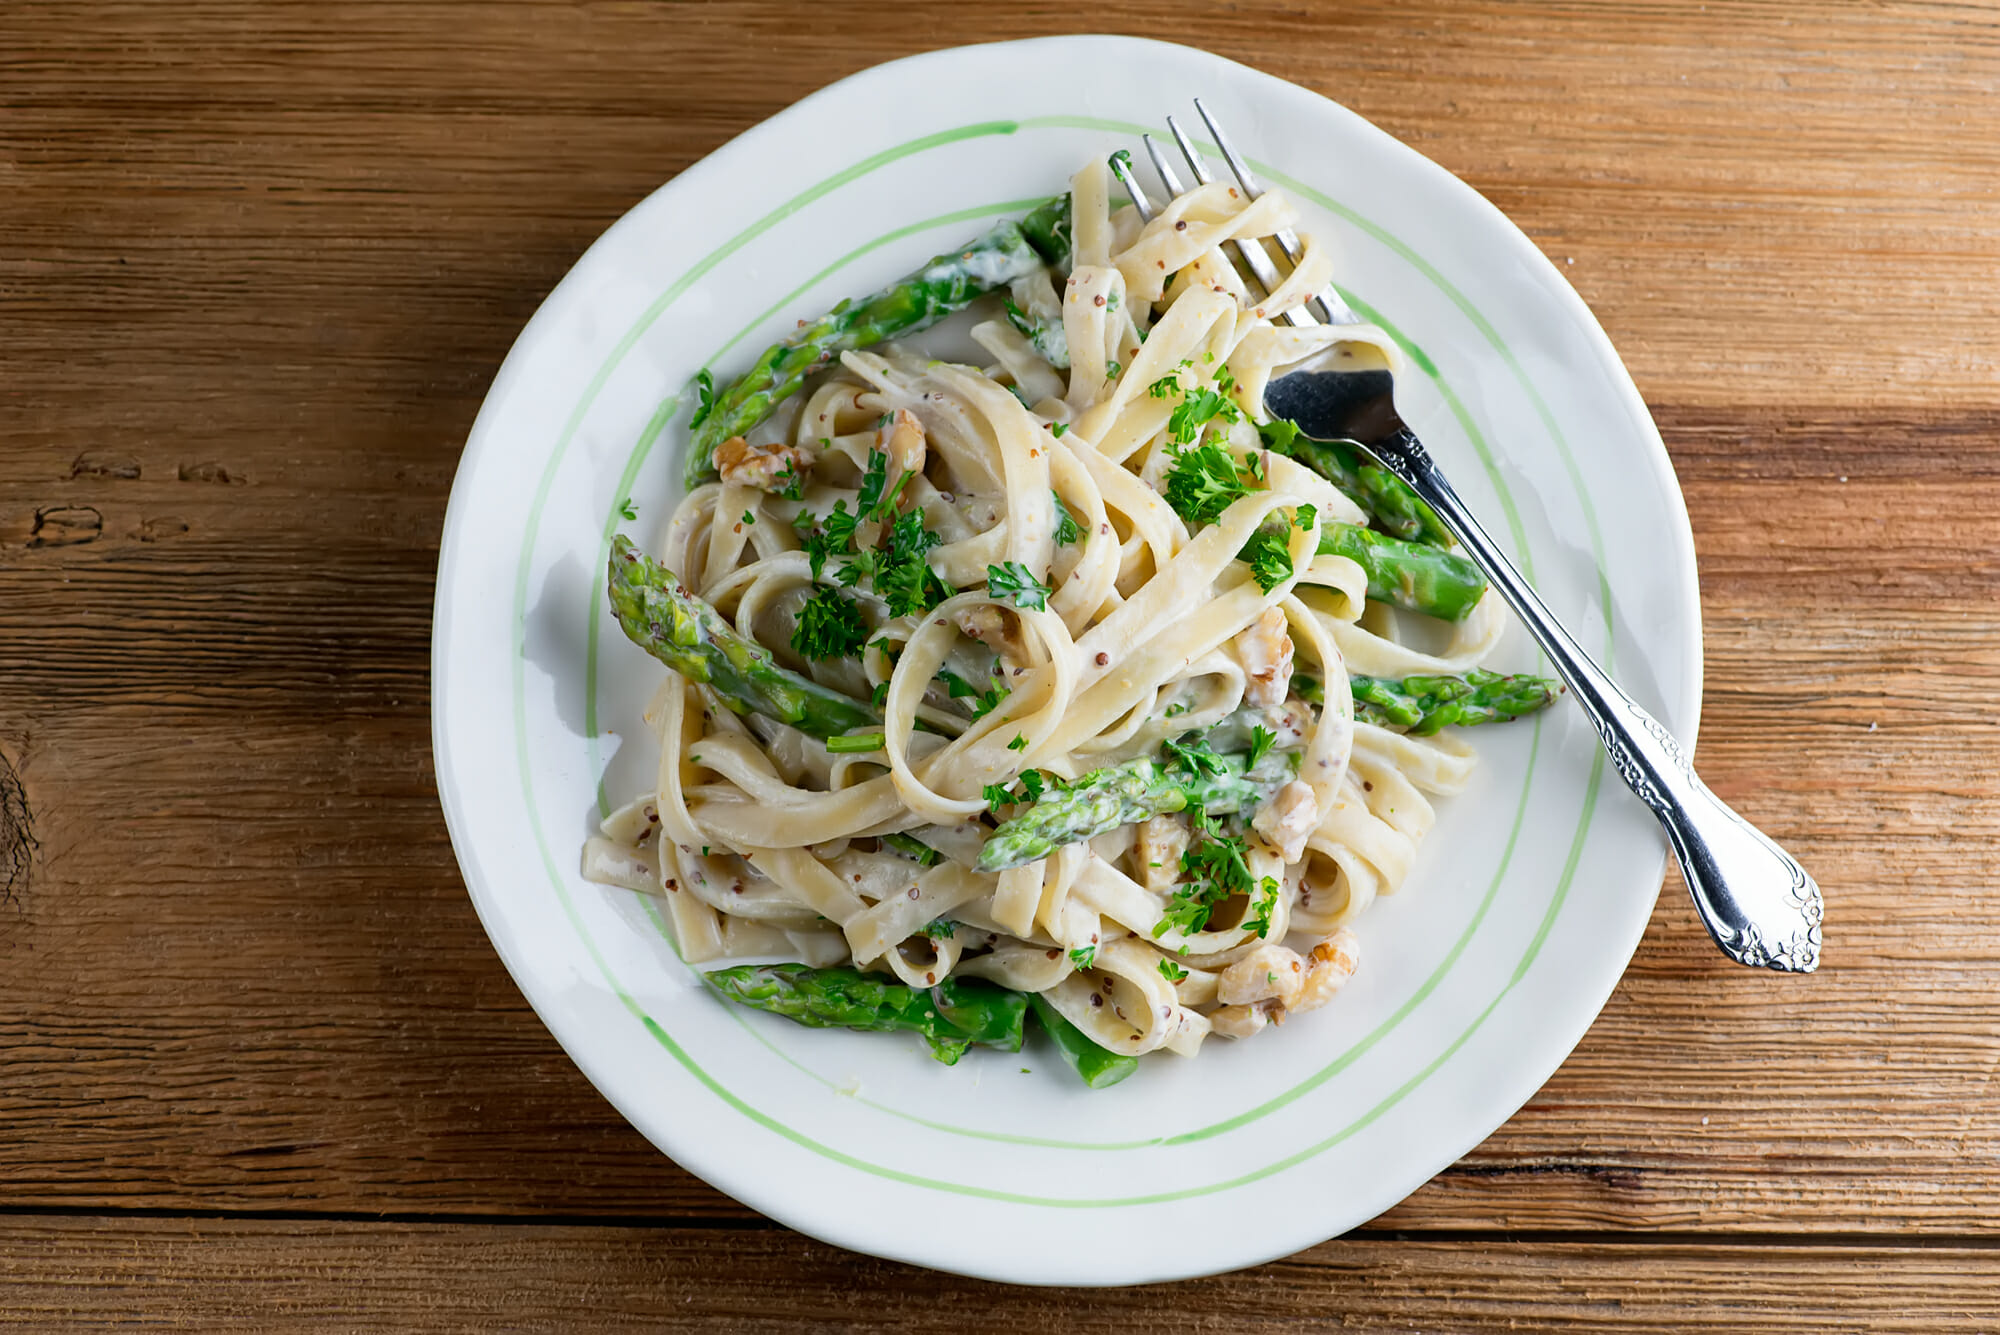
[856,447,909,520]
[1294,502,1318,532]
[1157,958,1189,982]
[922,915,955,938]
[983,769,1049,811]
[1258,417,1303,454]
[773,461,805,502]
[1247,725,1278,768]
[794,500,857,580]
[939,670,1009,720]
[1068,944,1096,969]
[1155,886,1219,938]
[1155,817,1258,938]
[835,545,879,587]
[1007,733,1029,752]
[1165,387,1240,448]
[741,509,756,526]
[1236,524,1295,593]
[800,501,945,617]
[1052,491,1081,546]
[791,585,870,661]
[1241,875,1281,940]
[617,497,638,522]
[877,510,949,618]
[986,561,1050,612]
[688,368,717,429]
[1162,441,1255,524]
[1162,732,1229,781]
[1149,358,1196,400]
[1105,360,1122,381]
[1050,421,1069,438]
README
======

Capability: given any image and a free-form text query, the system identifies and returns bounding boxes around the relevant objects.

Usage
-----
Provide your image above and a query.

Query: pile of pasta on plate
[584,153,1556,1088]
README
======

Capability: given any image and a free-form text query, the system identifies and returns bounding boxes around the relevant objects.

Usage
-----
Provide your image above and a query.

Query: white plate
[432,35,1700,1286]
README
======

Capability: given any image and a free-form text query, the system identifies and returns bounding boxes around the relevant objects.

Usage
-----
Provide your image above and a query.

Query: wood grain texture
[6,1217,2000,1333]
[3,0,1998,1324]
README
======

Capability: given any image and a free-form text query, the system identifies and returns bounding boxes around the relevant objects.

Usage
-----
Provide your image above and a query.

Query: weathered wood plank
[6,2,1996,411]
[0,1216,1996,1332]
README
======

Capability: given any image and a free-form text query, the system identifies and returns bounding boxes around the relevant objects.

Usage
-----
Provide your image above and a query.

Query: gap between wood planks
[5,1202,2000,1255]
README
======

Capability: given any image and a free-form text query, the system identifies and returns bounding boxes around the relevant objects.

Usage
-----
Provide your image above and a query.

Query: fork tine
[1140,134,1188,198]
[1106,149,1156,222]
[1164,116,1213,186]
[1124,139,1291,323]
[1194,99,1360,325]
[1166,116,1316,328]
[1193,98,1268,198]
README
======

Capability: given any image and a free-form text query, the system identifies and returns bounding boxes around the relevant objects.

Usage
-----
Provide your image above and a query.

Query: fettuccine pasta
[582,157,1541,1076]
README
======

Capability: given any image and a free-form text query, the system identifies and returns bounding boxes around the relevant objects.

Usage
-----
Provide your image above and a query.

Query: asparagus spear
[1350,669,1561,735]
[880,831,940,866]
[702,964,1027,1065]
[1264,422,1453,547]
[1015,195,1074,270]
[976,747,1300,873]
[1317,523,1487,622]
[1028,993,1138,1089]
[684,195,1074,487]
[607,535,878,739]
[1292,668,1561,732]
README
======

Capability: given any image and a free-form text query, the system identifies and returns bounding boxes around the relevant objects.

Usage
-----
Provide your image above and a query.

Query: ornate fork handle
[1368,428,1823,973]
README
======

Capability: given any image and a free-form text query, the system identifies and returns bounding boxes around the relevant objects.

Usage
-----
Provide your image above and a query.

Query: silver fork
[1114,103,1823,974]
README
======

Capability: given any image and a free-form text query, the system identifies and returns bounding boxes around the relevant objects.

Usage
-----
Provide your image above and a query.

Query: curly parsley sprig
[1153,812,1278,940]
[1162,441,1256,525]
[986,561,1051,612]
[938,669,1010,720]
[791,585,870,662]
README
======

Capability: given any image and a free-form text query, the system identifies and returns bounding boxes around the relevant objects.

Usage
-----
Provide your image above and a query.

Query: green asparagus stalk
[1015,195,1074,270]
[1350,669,1561,735]
[1028,993,1138,1089]
[607,535,878,739]
[1293,668,1561,731]
[976,747,1300,873]
[1317,523,1488,622]
[684,195,1074,487]
[1263,421,1452,547]
[702,964,1027,1065]
[880,831,940,866]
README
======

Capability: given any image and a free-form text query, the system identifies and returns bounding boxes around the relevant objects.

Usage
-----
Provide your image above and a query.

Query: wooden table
[4,2,1995,1328]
